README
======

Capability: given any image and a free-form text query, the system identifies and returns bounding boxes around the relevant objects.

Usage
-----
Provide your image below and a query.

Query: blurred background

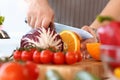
[0,0,30,37]
[49,0,109,28]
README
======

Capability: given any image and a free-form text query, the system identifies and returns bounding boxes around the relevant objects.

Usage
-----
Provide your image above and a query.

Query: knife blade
[55,23,93,39]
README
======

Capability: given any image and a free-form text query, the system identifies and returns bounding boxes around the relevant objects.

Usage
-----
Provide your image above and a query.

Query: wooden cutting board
[38,59,107,80]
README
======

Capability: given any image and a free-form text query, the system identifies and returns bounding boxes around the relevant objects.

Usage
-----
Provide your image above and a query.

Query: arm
[82,0,120,39]
[90,0,120,29]
[25,0,54,28]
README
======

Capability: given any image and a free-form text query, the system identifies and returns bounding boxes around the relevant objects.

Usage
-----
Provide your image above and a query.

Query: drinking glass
[101,45,120,79]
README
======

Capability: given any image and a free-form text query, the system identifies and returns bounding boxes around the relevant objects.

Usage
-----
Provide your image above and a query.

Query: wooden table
[38,59,112,80]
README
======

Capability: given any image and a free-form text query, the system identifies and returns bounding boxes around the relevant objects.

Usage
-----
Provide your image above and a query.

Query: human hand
[26,0,54,28]
[80,25,98,59]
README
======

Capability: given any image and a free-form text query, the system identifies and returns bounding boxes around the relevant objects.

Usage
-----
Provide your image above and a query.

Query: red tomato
[21,50,33,61]
[74,51,82,62]
[65,51,77,64]
[24,61,39,80]
[13,50,22,61]
[29,48,37,54]
[53,52,65,64]
[0,62,29,80]
[33,50,41,63]
[40,50,53,64]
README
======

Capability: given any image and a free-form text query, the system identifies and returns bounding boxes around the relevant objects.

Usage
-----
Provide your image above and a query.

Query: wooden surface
[38,59,107,80]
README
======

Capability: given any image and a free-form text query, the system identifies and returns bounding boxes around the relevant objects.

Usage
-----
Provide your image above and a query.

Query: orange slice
[86,43,101,60]
[60,30,81,52]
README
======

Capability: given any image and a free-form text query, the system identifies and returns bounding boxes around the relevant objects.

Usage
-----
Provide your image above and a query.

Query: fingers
[81,26,96,38]
[81,49,91,59]
[81,25,89,31]
[26,16,31,25]
[35,17,42,28]
[35,17,53,28]
[30,16,36,28]
[80,38,97,59]
[26,16,37,28]
[81,25,98,58]
[81,38,97,49]
[26,16,53,28]
[41,18,51,28]
[25,0,54,28]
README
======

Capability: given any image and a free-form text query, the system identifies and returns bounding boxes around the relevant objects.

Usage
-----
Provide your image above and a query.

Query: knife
[24,20,93,39]
[55,23,93,39]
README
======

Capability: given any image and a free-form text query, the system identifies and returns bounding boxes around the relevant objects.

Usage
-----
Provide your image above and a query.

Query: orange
[114,67,120,78]
[60,30,81,52]
[86,43,101,60]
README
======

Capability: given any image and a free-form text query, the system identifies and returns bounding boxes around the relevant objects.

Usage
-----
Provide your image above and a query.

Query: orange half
[86,43,101,60]
[60,30,81,52]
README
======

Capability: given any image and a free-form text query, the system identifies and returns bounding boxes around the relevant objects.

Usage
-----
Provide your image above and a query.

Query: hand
[26,0,54,28]
[80,25,98,59]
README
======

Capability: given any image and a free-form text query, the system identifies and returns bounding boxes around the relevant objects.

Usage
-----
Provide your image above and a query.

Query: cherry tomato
[29,48,37,54]
[74,51,82,62]
[53,52,65,64]
[21,50,33,61]
[33,50,41,63]
[0,62,29,80]
[13,50,22,61]
[65,51,77,64]
[40,50,53,64]
[24,61,39,80]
